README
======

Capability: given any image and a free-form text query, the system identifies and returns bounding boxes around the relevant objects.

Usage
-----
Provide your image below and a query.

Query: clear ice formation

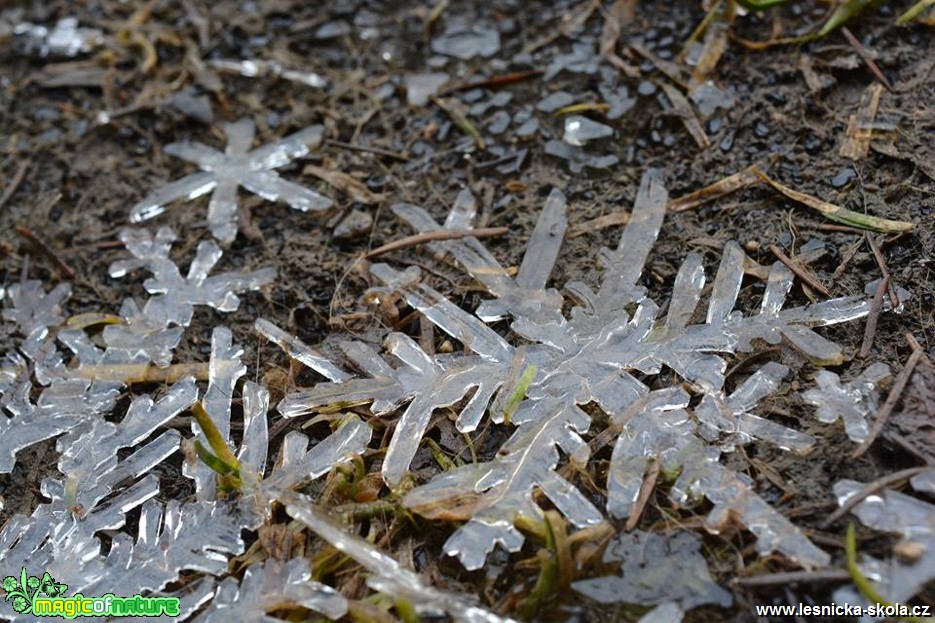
[129,118,332,242]
[0,323,370,621]
[13,17,103,57]
[833,471,935,608]
[192,557,347,622]
[109,226,277,327]
[572,530,732,610]
[280,492,517,623]
[802,363,890,442]
[276,169,888,571]
[563,115,613,146]
[406,72,450,107]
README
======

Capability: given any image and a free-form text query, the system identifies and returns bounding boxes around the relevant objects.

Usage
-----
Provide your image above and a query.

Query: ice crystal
[280,492,517,623]
[188,326,371,506]
[833,469,935,607]
[129,118,332,242]
[13,17,103,57]
[109,226,276,327]
[192,557,347,622]
[0,325,368,621]
[278,169,888,571]
[2,280,69,358]
[802,362,890,442]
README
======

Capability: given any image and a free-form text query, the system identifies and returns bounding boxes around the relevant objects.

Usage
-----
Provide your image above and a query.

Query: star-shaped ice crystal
[130,118,332,242]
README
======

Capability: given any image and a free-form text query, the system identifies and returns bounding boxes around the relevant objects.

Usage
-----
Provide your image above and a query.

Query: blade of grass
[897,0,935,24]
[751,168,915,233]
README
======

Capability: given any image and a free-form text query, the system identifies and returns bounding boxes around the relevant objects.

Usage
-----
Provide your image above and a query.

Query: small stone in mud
[754,122,771,138]
[334,209,373,240]
[405,73,449,107]
[830,168,856,188]
[637,80,657,96]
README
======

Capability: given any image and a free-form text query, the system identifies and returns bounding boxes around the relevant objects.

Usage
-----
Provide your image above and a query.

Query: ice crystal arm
[389,189,567,326]
[694,362,814,453]
[255,318,351,381]
[369,263,512,362]
[259,416,371,495]
[607,377,826,568]
[80,499,249,597]
[129,171,217,223]
[607,389,693,519]
[0,384,84,473]
[101,299,184,367]
[590,168,668,314]
[110,227,276,327]
[404,399,604,570]
[279,329,506,487]
[2,281,70,357]
[192,557,347,622]
[52,377,197,510]
[672,442,830,569]
[281,494,517,623]
[802,363,890,442]
[129,118,330,242]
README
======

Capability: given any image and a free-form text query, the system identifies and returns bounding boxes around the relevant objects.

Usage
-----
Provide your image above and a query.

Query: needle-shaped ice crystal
[129,118,331,242]
[803,363,890,442]
[110,227,276,327]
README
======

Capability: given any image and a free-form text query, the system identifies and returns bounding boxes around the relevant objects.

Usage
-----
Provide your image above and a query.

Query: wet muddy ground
[0,0,933,621]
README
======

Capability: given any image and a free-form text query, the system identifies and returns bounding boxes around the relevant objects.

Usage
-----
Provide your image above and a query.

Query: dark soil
[0,1,933,621]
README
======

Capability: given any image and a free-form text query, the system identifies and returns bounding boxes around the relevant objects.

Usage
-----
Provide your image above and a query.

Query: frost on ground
[129,118,332,242]
[278,169,892,572]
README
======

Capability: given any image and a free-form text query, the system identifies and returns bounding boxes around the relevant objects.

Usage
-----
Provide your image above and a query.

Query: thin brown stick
[767,244,831,297]
[0,162,30,212]
[437,70,543,96]
[841,27,894,92]
[866,233,899,309]
[325,139,410,162]
[625,459,660,531]
[72,362,210,383]
[362,227,508,259]
[851,335,924,459]
[821,466,930,528]
[15,225,76,279]
[733,569,852,588]
[859,274,888,358]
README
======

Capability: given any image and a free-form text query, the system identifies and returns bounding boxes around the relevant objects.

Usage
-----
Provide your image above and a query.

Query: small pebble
[333,209,373,240]
[830,168,857,188]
